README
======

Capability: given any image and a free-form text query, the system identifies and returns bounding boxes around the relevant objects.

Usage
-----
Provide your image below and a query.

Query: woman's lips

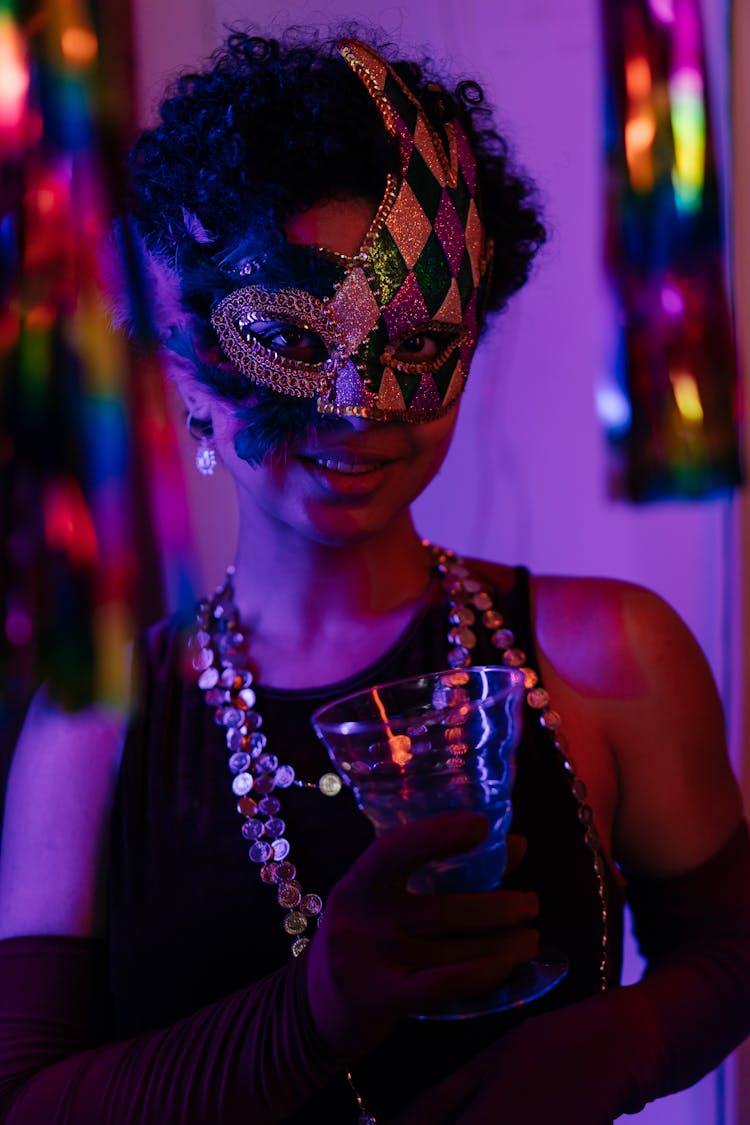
[304,455,389,475]
[297,449,399,494]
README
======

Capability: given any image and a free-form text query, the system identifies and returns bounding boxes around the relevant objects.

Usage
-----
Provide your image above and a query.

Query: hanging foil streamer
[600,0,742,500]
[0,0,195,728]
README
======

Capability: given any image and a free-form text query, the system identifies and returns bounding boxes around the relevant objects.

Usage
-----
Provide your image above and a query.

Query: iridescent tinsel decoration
[0,0,194,733]
[600,0,742,500]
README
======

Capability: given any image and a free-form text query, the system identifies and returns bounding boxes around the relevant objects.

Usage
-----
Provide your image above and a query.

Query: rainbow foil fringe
[600,0,742,501]
[0,0,196,723]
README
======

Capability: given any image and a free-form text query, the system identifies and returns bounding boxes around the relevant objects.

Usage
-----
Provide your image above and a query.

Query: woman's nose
[320,413,384,435]
[341,415,381,433]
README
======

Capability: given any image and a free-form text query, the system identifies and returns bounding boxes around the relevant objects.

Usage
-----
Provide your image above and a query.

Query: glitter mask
[211,39,493,423]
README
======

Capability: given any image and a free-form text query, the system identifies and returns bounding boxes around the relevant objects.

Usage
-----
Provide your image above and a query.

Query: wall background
[131,2,747,1121]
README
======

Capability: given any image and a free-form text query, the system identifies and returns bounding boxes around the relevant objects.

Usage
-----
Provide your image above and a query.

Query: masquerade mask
[211,39,493,423]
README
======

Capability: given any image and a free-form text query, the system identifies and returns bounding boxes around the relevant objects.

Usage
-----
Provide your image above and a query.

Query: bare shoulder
[530,572,701,695]
[469,561,677,692]
[529,573,743,875]
[0,687,128,938]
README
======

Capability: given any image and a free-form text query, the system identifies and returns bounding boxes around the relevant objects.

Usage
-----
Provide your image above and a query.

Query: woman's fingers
[397,887,539,936]
[505,832,528,872]
[401,926,541,1006]
[306,815,539,1056]
[400,925,541,973]
[353,811,490,886]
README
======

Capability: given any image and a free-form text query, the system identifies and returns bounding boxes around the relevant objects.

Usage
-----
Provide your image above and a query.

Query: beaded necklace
[190,542,610,1122]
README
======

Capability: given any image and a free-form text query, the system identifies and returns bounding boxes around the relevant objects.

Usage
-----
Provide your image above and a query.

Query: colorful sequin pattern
[211,39,492,423]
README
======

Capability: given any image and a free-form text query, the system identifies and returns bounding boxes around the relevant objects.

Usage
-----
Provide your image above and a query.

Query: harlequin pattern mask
[211,38,493,422]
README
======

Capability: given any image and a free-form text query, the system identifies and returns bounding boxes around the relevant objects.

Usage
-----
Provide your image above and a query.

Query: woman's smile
[296,442,403,496]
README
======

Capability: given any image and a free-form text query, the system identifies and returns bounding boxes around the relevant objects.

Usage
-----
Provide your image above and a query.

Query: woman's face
[194,196,462,547]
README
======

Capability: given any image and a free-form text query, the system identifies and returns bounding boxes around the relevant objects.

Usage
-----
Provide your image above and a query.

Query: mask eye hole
[238,318,331,365]
[385,326,465,370]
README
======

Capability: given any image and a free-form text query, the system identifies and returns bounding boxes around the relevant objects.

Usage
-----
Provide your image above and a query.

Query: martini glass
[311,665,568,1020]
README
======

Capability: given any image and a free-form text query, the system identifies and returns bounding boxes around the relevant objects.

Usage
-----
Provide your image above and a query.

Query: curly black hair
[122,27,547,464]
[128,26,546,319]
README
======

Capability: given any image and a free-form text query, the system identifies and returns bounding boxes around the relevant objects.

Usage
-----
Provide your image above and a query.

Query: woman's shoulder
[0,687,128,937]
[504,569,740,875]
[458,555,522,594]
[527,571,704,693]
[464,555,661,614]
[463,557,707,700]
[465,554,660,607]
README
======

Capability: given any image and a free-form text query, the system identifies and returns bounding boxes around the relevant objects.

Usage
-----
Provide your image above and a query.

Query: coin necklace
[190,542,610,1124]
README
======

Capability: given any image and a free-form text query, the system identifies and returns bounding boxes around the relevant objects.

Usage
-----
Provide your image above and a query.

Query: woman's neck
[226,516,435,689]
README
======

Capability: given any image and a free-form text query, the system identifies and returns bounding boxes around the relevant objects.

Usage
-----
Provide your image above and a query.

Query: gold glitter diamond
[441,361,466,409]
[413,113,455,184]
[326,268,381,350]
[465,200,484,285]
[385,182,432,269]
[375,368,408,412]
[433,278,463,325]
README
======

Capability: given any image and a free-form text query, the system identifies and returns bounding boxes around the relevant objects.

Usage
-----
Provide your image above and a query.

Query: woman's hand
[304,812,539,1058]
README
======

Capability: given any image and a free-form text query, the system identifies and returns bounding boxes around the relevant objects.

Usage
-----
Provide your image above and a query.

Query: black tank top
[108,564,623,1120]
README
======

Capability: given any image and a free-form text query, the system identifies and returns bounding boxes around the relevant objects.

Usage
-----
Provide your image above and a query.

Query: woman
[1,29,749,1124]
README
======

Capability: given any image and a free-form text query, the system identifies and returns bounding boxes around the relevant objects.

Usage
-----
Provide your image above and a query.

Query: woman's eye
[244,320,330,363]
[393,331,458,363]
